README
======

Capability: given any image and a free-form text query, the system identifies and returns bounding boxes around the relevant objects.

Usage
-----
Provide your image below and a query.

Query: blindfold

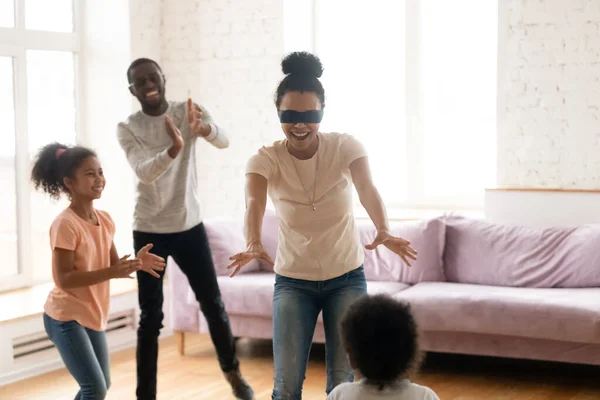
[278,109,324,124]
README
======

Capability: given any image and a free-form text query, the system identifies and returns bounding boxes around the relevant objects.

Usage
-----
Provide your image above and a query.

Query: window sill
[0,278,138,325]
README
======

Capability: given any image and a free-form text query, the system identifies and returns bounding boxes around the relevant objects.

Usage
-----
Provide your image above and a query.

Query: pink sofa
[167,213,600,366]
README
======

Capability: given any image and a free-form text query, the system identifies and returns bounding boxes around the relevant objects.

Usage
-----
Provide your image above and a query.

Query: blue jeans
[272,265,367,399]
[43,313,111,400]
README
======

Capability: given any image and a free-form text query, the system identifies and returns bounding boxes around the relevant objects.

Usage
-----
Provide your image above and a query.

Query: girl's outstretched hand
[111,254,142,279]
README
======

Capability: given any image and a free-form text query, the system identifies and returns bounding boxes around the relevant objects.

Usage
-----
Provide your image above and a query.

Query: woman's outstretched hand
[227,243,274,277]
[365,230,418,267]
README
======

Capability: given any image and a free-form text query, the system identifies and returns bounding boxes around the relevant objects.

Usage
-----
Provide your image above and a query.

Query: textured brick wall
[129,0,162,61]
[499,0,600,188]
[161,0,283,217]
[128,0,162,113]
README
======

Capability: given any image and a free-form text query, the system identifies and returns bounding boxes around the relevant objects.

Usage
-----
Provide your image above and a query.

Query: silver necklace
[288,144,319,211]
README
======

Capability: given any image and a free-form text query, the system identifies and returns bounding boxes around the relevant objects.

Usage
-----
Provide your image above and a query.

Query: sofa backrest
[357,218,446,283]
[442,214,600,288]
[204,218,261,276]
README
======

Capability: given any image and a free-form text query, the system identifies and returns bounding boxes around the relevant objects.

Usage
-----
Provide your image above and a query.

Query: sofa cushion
[365,281,412,295]
[442,214,600,288]
[187,273,411,319]
[395,282,600,345]
[187,273,276,318]
[204,218,260,276]
[358,218,446,284]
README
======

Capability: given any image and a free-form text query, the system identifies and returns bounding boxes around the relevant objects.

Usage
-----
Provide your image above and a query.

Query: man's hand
[187,98,211,137]
[165,115,183,158]
[136,243,166,279]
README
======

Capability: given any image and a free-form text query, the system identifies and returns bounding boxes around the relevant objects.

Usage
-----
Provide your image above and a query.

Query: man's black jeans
[133,222,238,400]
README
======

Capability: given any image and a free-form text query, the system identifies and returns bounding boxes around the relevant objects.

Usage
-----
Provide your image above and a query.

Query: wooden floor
[2,334,600,400]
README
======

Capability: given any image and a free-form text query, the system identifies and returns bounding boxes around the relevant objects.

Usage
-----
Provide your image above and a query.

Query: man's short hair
[127,58,162,82]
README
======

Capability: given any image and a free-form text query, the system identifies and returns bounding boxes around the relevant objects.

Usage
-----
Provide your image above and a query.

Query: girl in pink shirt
[31,142,165,400]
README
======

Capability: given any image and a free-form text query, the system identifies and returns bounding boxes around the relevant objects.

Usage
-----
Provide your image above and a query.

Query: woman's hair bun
[281,51,324,78]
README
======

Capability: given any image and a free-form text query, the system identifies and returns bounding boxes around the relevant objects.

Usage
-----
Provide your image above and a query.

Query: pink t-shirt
[246,132,368,281]
[44,208,116,331]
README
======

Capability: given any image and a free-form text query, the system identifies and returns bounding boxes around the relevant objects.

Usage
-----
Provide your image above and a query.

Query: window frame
[0,0,82,292]
[284,0,497,212]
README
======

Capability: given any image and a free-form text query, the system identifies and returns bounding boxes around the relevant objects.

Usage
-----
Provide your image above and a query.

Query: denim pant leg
[272,275,321,400]
[321,266,368,395]
[85,326,111,392]
[43,313,109,400]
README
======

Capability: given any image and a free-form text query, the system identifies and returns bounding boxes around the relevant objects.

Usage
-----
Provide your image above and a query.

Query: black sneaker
[224,369,254,400]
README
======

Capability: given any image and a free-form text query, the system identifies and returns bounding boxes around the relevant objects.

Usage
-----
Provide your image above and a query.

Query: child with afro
[327,294,439,399]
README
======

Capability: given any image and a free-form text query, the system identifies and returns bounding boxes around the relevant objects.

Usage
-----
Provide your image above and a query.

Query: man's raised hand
[165,115,183,158]
[187,98,211,137]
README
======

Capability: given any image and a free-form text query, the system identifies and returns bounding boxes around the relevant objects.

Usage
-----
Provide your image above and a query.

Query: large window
[284,0,497,210]
[0,0,80,291]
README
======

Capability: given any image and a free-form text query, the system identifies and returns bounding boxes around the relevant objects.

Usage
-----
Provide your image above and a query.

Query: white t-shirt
[117,101,229,233]
[327,379,440,400]
[246,132,367,281]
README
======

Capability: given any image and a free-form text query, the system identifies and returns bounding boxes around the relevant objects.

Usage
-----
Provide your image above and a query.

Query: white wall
[485,189,600,228]
[129,0,162,62]
[498,0,600,188]
[128,0,162,113]
[161,0,284,217]
[80,0,136,255]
